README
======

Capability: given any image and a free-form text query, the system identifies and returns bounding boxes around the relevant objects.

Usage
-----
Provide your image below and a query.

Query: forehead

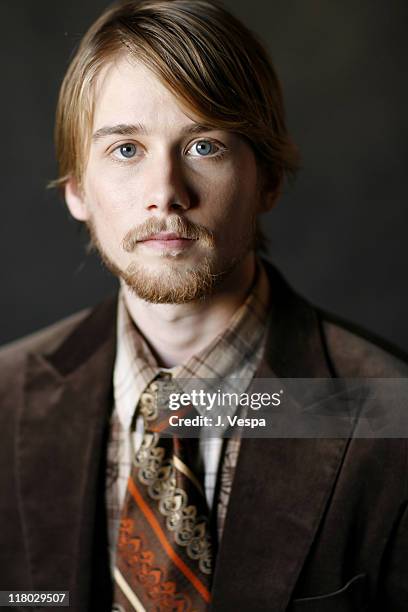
[92,55,197,133]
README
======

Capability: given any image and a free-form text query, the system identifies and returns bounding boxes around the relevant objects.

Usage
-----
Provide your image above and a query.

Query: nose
[144,151,192,214]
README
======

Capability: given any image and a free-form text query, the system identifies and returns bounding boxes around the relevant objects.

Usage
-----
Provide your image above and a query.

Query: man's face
[66,55,269,303]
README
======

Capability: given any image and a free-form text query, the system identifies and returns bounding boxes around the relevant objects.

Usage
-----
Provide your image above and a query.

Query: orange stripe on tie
[152,404,193,434]
[127,477,211,604]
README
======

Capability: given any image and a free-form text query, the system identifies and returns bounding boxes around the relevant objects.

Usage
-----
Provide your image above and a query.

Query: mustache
[122,216,215,252]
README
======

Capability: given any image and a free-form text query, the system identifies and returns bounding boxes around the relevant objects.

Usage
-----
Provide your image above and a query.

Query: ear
[260,187,280,213]
[258,182,282,214]
[257,170,283,214]
[65,176,90,221]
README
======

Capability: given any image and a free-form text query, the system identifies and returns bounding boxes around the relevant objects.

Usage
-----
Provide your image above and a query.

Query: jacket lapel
[18,297,117,610]
[211,265,352,611]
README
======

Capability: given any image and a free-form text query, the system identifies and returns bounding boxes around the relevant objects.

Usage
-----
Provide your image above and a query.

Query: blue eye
[118,143,137,158]
[187,139,226,159]
[194,140,213,156]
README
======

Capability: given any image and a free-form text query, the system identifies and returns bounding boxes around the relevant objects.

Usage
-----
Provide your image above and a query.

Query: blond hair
[54,0,299,196]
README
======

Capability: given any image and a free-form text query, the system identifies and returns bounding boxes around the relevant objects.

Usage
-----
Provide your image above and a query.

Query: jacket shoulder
[320,311,408,377]
[0,307,92,372]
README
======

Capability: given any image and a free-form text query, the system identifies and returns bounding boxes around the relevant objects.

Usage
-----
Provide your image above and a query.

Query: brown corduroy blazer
[0,262,407,611]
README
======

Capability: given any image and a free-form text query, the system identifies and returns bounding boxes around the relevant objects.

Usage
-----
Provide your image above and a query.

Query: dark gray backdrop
[1,1,407,351]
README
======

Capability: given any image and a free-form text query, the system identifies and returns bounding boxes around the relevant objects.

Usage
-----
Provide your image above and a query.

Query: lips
[140,232,192,242]
[138,232,195,251]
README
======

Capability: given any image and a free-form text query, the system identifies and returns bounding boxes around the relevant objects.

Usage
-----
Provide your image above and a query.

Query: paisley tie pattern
[113,374,213,611]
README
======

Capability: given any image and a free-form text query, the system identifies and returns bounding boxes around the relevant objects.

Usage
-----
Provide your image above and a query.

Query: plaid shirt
[106,259,271,561]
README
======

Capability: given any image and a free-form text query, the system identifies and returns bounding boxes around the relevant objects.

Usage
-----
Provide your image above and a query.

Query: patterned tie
[113,374,213,612]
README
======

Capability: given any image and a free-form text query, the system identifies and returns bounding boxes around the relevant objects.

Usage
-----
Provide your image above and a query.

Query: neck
[122,252,257,367]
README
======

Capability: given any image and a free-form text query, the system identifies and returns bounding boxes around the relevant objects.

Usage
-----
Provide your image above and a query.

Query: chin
[121,258,216,304]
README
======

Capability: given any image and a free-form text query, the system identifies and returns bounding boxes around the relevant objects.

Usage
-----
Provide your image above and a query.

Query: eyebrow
[92,122,218,142]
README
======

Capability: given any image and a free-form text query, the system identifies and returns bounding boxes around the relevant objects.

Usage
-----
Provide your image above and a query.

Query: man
[0,0,407,610]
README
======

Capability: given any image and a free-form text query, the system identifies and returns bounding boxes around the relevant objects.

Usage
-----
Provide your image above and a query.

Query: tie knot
[139,372,176,430]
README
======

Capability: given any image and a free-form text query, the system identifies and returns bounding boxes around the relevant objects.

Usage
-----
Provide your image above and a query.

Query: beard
[86,214,256,304]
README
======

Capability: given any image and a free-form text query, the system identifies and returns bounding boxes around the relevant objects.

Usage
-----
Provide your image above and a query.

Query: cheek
[200,167,257,233]
[82,179,131,254]
[84,170,141,232]
[86,172,125,213]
